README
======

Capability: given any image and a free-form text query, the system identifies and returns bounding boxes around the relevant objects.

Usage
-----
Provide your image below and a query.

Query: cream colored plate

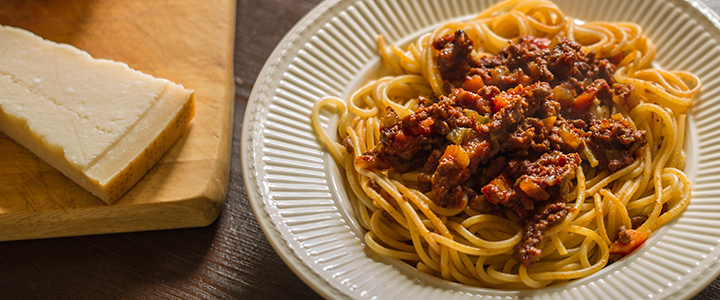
[242,0,720,299]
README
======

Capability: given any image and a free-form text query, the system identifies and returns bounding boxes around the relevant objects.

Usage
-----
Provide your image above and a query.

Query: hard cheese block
[0,25,195,204]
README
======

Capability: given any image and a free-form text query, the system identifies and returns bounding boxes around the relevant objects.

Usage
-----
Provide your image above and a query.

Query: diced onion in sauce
[463,109,490,125]
[558,124,581,149]
[518,178,550,200]
[447,127,473,145]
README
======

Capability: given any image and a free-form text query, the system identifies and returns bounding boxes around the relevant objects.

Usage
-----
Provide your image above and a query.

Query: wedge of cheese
[0,25,195,204]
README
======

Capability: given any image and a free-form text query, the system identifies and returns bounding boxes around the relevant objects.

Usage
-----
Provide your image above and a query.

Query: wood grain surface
[0,0,235,241]
[0,0,719,299]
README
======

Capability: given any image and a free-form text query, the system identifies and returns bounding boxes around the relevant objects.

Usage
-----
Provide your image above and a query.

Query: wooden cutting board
[0,0,235,241]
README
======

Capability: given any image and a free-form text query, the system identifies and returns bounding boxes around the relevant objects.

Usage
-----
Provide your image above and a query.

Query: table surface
[2,0,720,299]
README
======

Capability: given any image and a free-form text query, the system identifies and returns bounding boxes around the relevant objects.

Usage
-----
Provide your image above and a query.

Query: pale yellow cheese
[0,25,195,204]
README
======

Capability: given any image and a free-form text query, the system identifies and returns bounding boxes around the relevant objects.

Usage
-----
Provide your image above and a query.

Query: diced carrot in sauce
[492,93,513,112]
[572,89,595,112]
[608,229,648,257]
[542,116,557,130]
[462,75,485,93]
[417,117,435,136]
[440,145,470,168]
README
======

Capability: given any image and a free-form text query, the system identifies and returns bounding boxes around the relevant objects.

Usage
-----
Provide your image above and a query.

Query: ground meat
[342,136,354,153]
[367,179,382,193]
[431,145,471,208]
[481,173,537,219]
[610,225,634,262]
[514,202,570,268]
[467,36,615,97]
[630,215,648,229]
[608,225,648,262]
[567,79,612,115]
[482,173,519,206]
[481,151,580,218]
[355,34,648,259]
[355,150,390,171]
[417,172,432,193]
[546,40,577,78]
[535,98,561,119]
[423,149,444,172]
[507,151,581,201]
[483,82,552,137]
[377,109,430,161]
[568,118,588,130]
[452,87,494,116]
[473,156,507,187]
[433,30,477,90]
[468,194,503,215]
[355,94,468,172]
[617,225,632,244]
[613,83,640,110]
[463,137,494,174]
[585,116,646,172]
[474,36,554,90]
[498,117,541,155]
[547,118,585,153]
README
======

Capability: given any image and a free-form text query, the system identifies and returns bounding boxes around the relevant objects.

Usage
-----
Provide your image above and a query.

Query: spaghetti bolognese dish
[311,0,698,288]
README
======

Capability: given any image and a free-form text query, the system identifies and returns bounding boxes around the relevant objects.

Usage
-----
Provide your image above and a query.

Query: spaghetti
[311,0,698,288]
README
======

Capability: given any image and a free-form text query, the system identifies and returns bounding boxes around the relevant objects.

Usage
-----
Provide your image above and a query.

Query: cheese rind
[0,25,195,204]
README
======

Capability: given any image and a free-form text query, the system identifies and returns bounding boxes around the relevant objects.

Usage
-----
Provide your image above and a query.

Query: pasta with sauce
[311,0,698,288]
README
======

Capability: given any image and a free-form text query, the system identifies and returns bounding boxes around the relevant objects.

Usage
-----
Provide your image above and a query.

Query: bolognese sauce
[356,31,647,268]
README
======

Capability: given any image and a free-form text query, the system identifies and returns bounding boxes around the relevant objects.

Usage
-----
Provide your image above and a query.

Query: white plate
[242,0,720,299]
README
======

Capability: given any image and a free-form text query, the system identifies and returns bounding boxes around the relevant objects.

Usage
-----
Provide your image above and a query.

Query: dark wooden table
[1,0,719,299]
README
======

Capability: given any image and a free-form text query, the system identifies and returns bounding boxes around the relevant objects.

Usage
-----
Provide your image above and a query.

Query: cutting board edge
[0,193,225,242]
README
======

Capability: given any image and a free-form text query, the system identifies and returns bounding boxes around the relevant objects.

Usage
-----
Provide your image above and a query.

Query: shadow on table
[0,223,217,299]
